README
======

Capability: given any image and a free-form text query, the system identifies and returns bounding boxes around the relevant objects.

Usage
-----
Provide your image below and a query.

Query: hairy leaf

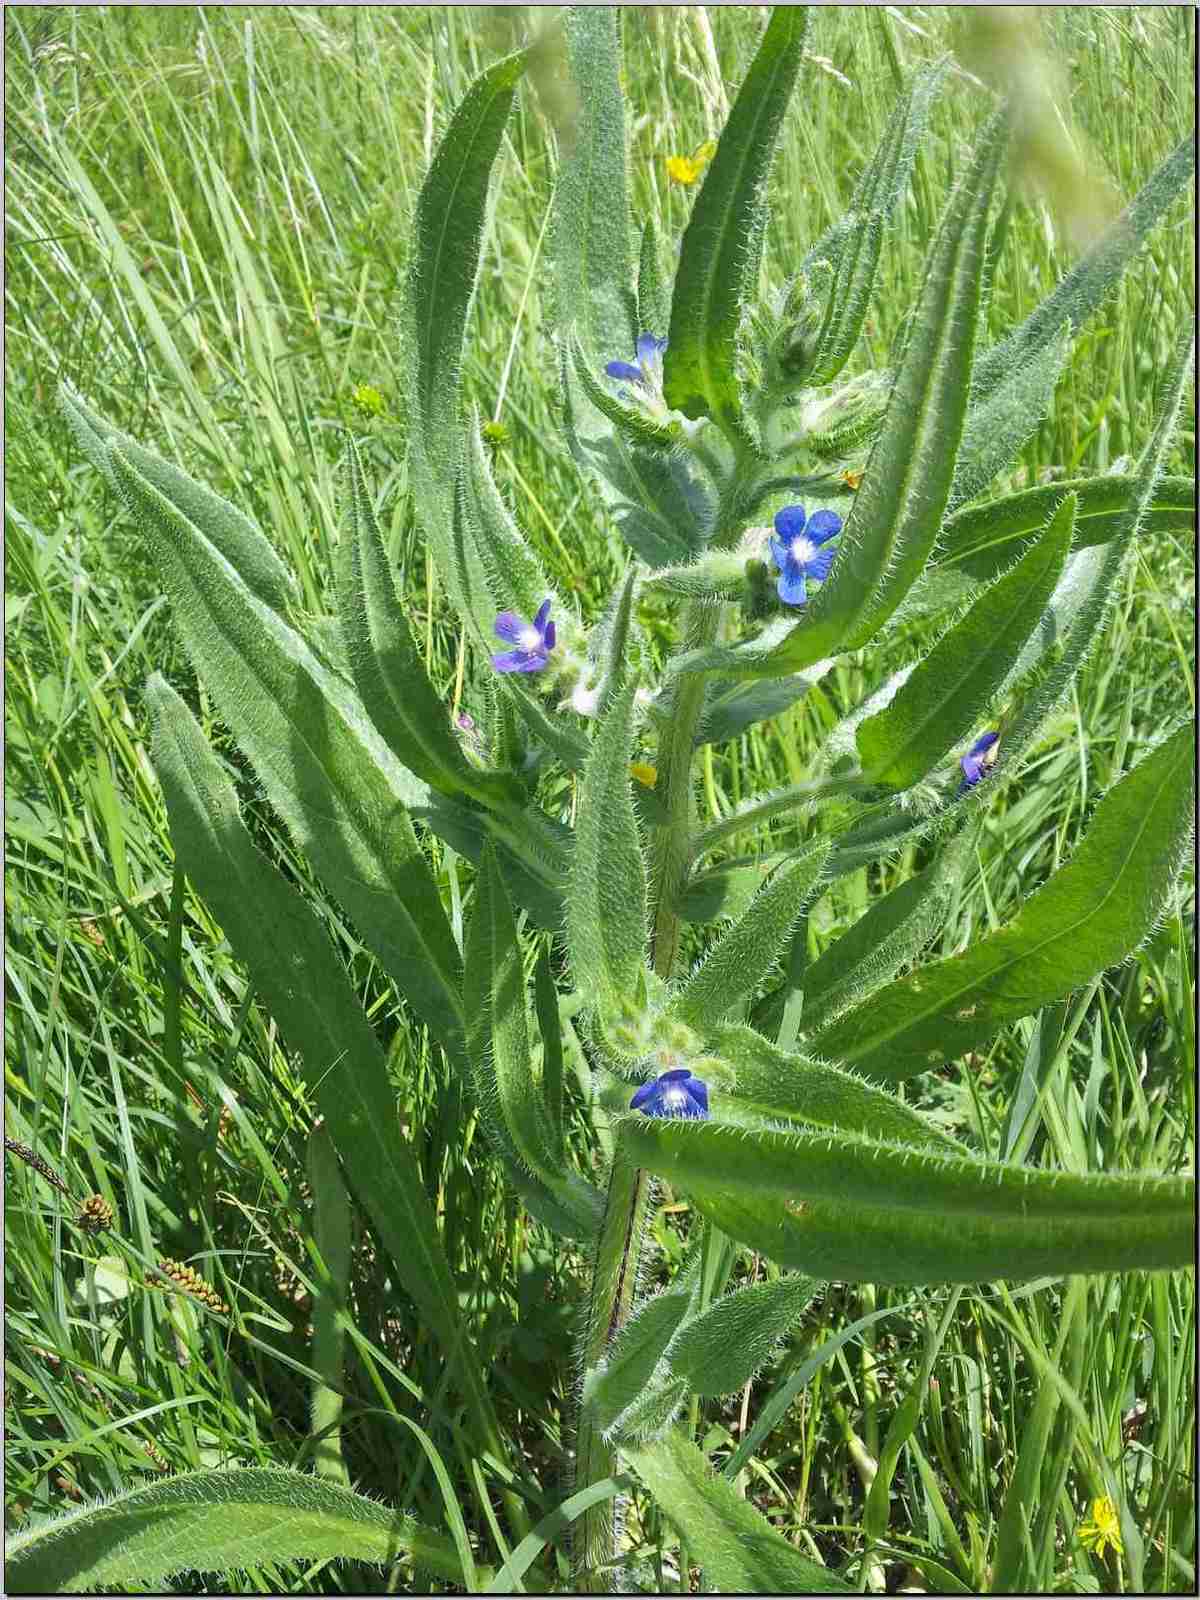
[146,682,492,1449]
[100,435,465,1061]
[950,323,1070,509]
[567,680,647,1011]
[664,1272,819,1397]
[405,48,527,618]
[5,1469,466,1594]
[708,1022,962,1152]
[813,724,1195,1080]
[554,5,637,360]
[971,134,1195,406]
[465,845,602,1239]
[625,1431,851,1593]
[672,842,829,1030]
[621,1117,1195,1283]
[581,1288,693,1437]
[938,472,1196,584]
[807,59,947,385]
[60,383,296,617]
[856,493,1074,791]
[338,435,521,809]
[663,6,811,439]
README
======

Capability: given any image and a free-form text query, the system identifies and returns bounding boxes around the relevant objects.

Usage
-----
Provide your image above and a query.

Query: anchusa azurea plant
[34,7,1195,1596]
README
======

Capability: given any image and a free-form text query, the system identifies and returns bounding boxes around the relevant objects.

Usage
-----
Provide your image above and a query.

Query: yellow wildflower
[351,383,386,419]
[630,762,658,788]
[665,139,716,186]
[841,469,863,491]
[1077,1495,1123,1561]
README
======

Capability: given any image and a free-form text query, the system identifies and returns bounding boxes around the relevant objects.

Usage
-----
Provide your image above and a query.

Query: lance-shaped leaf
[465,844,603,1239]
[625,1430,852,1593]
[688,110,1007,685]
[672,842,829,1031]
[465,419,557,625]
[101,440,466,1061]
[553,5,637,361]
[560,344,712,568]
[338,435,522,810]
[570,332,680,452]
[586,562,639,713]
[937,472,1196,584]
[783,831,971,1034]
[812,723,1195,1082]
[663,5,811,439]
[663,1271,819,1398]
[695,661,835,748]
[620,1117,1194,1284]
[638,215,669,341]
[145,680,493,1448]
[678,851,793,925]
[995,325,1194,775]
[806,59,948,386]
[949,323,1069,510]
[707,1022,962,1153]
[795,110,1007,658]
[405,48,527,619]
[60,383,296,617]
[856,493,1075,792]
[971,134,1195,407]
[4,1468,468,1595]
[567,680,647,1012]
[581,1287,694,1438]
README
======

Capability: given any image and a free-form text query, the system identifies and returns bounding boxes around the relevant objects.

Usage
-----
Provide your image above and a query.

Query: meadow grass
[4,5,1195,1592]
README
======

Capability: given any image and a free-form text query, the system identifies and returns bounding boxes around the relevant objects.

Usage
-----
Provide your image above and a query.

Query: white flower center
[660,1085,690,1113]
[518,625,542,652]
[570,682,600,716]
[789,535,817,566]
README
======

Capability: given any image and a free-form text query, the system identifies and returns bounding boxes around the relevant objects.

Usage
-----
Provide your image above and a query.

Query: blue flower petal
[636,332,666,364]
[777,567,808,607]
[806,509,843,546]
[768,535,789,571]
[774,504,807,540]
[686,1076,709,1116]
[543,619,557,651]
[807,545,837,583]
[629,1079,657,1112]
[606,360,643,384]
[533,597,553,634]
[493,610,527,643]
[969,730,1000,760]
[491,649,528,673]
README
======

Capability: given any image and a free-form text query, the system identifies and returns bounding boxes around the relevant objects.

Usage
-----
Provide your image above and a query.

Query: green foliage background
[5,5,1194,1592]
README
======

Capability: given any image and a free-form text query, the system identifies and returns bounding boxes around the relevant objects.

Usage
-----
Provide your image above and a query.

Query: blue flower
[630,1068,709,1120]
[959,730,1000,792]
[605,332,667,391]
[491,598,556,675]
[768,505,843,607]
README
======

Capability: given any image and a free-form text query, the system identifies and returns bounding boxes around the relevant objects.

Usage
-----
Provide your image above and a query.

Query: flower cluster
[605,332,668,408]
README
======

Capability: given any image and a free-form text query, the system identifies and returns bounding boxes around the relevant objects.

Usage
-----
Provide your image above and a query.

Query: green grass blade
[971,133,1195,405]
[663,5,811,440]
[306,1122,351,1485]
[812,723,1195,1081]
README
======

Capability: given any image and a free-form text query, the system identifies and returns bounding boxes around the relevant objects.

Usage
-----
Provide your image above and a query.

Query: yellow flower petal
[630,762,658,788]
[666,154,702,185]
